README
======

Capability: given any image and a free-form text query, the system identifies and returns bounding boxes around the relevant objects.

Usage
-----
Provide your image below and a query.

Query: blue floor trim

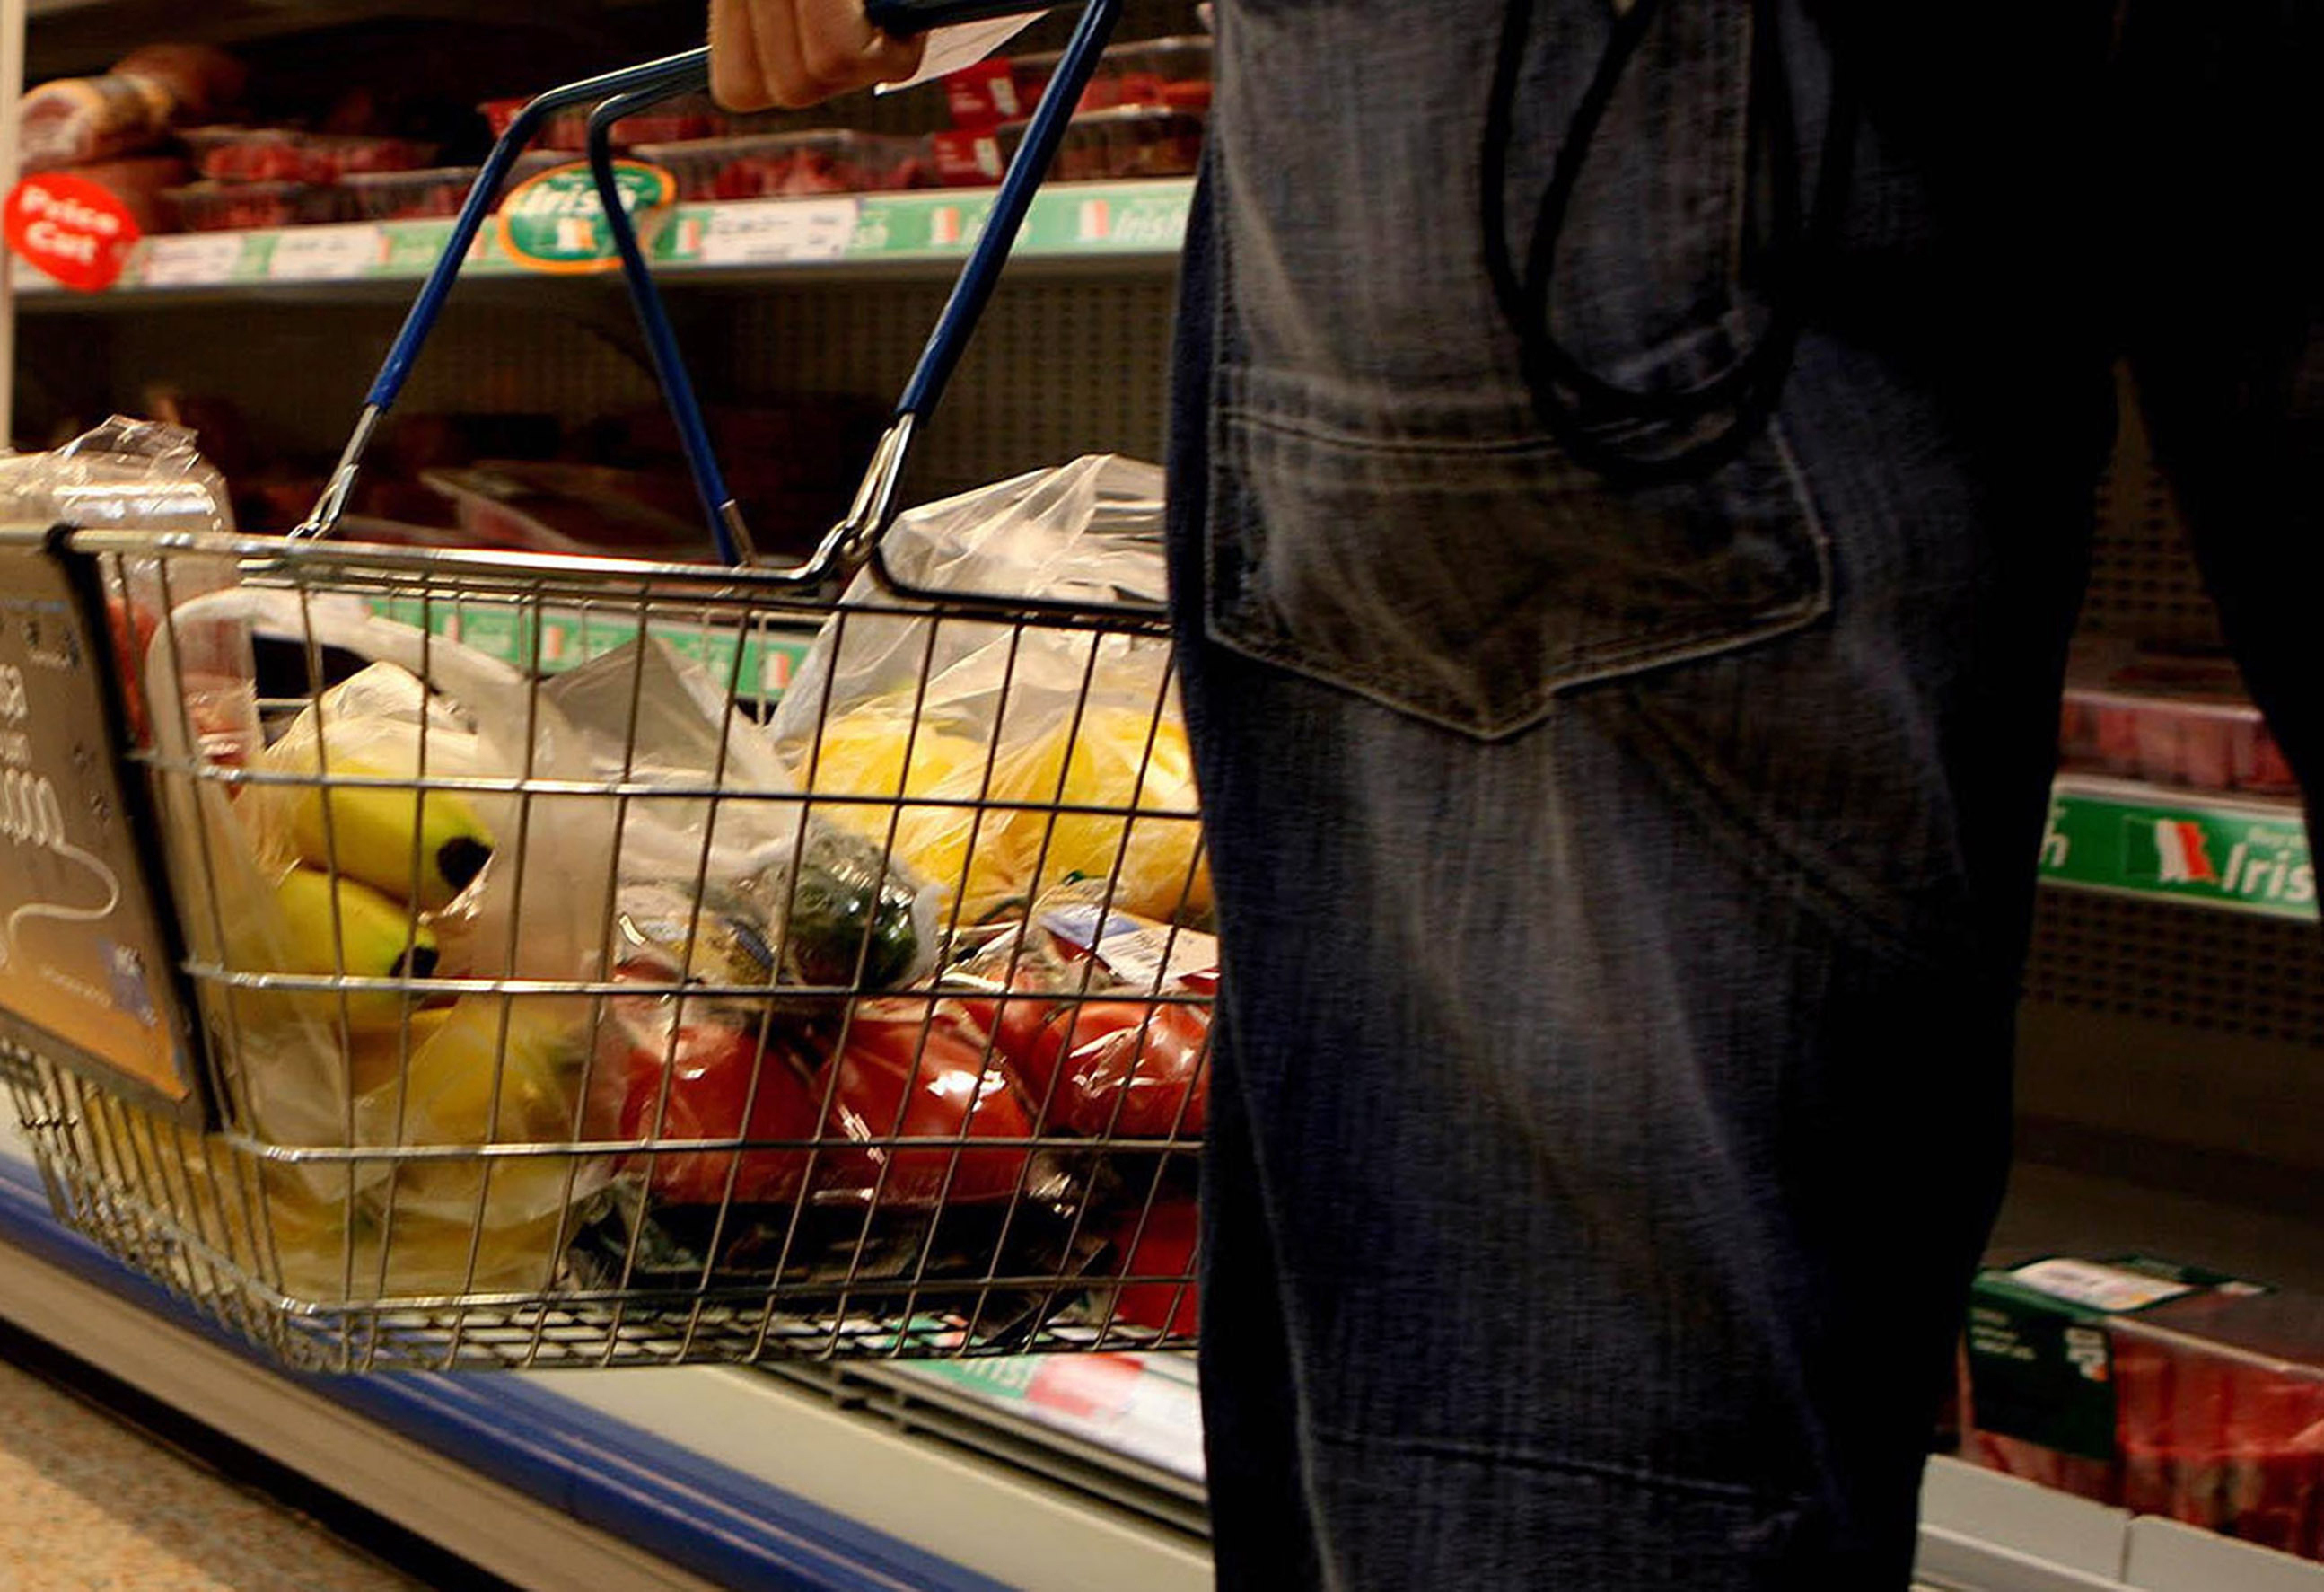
[0,1153,1009,1592]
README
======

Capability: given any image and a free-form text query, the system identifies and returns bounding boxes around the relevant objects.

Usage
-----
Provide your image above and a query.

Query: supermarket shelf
[2039,774,2316,923]
[1990,1151,2324,1297]
[758,1355,1209,1539]
[11,180,1191,312]
[1919,1457,2324,1592]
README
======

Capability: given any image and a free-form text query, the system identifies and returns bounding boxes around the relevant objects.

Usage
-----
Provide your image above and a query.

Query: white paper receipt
[881,16,1047,91]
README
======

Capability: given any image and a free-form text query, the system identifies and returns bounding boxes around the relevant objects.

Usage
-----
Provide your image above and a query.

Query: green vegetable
[773,826,923,990]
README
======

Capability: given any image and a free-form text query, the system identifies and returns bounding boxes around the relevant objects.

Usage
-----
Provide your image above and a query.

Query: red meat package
[631,131,933,203]
[605,994,1034,1210]
[2059,639,2299,796]
[1964,1255,2324,1561]
[949,883,1215,1139]
[17,45,246,172]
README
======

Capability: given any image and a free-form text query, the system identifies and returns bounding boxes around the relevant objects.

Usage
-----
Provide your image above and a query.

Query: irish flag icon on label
[1078,198,1111,241]
[2127,816,2218,885]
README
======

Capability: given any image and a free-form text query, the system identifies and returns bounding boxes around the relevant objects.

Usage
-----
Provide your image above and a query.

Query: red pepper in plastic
[964,976,1209,1139]
[1104,1198,1198,1337]
[817,1000,1031,1207]
[615,1001,820,1206]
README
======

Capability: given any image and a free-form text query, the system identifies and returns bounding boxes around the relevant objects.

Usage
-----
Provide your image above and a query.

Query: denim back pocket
[1205,364,1832,741]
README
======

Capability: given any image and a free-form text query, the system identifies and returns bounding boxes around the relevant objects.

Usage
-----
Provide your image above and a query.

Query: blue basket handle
[291,50,724,547]
[578,55,753,563]
[591,0,1125,581]
[298,0,1126,581]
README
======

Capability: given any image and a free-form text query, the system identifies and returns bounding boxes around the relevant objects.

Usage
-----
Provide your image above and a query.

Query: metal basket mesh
[4,535,1207,1372]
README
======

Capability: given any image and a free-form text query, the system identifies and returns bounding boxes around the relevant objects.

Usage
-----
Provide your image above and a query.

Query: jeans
[1167,2,2317,1587]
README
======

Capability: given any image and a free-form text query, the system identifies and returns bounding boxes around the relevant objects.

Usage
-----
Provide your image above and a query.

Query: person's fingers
[795,0,925,95]
[744,0,814,106]
[707,0,775,111]
[710,1,928,109]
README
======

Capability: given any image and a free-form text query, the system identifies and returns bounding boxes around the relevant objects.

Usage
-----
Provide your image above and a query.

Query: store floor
[0,1351,424,1592]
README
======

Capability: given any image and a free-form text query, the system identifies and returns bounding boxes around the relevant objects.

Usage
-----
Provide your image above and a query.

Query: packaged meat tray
[180,128,440,185]
[959,34,1213,128]
[339,166,480,221]
[288,154,568,224]
[2059,640,2296,796]
[165,180,341,232]
[996,105,1206,183]
[481,94,722,154]
[630,131,934,202]
[1963,1255,2324,1561]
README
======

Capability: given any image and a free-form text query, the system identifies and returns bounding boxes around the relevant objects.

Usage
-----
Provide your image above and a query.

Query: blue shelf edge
[0,1153,1006,1592]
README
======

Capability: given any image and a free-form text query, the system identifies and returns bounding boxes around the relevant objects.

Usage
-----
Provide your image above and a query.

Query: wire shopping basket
[0,0,1212,1374]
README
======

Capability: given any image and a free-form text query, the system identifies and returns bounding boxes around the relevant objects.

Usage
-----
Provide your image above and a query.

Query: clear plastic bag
[0,417,256,766]
[542,636,941,992]
[770,456,1209,927]
[140,588,614,1228]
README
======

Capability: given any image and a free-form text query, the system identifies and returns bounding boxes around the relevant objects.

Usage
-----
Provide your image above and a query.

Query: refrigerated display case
[4,3,2322,1588]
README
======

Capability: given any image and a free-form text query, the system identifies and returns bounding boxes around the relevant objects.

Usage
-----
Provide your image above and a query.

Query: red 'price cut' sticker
[4,174,141,292]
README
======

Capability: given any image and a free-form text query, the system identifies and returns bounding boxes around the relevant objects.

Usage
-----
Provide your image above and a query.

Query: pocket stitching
[1205,401,1837,742]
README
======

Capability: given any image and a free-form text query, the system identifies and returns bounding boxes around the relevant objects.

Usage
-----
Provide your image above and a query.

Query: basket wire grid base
[11,1047,1182,1375]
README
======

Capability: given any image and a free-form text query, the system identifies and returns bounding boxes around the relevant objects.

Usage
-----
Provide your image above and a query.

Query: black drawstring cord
[1481,0,1858,487]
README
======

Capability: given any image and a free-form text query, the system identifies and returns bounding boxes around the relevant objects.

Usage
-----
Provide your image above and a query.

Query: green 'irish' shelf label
[496,160,673,274]
[2039,779,2316,920]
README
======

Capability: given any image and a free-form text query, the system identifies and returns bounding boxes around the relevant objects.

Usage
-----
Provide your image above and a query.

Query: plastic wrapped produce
[816,999,1033,1208]
[772,457,1210,928]
[951,883,1214,1139]
[83,1095,568,1302]
[356,994,600,1228]
[133,586,617,1229]
[243,662,502,912]
[1098,1197,1198,1337]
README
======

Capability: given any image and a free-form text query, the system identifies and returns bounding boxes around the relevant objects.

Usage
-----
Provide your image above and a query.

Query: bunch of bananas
[259,730,496,1034]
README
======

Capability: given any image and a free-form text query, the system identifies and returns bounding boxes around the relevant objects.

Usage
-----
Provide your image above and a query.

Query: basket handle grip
[297,0,1119,577]
[290,51,721,545]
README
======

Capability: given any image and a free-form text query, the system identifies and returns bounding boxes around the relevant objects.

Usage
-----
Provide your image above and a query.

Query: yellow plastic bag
[773,457,1210,928]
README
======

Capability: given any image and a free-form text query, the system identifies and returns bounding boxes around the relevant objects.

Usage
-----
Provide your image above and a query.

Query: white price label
[267,224,387,281]
[140,233,248,286]
[2012,1259,2196,1315]
[698,199,860,266]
